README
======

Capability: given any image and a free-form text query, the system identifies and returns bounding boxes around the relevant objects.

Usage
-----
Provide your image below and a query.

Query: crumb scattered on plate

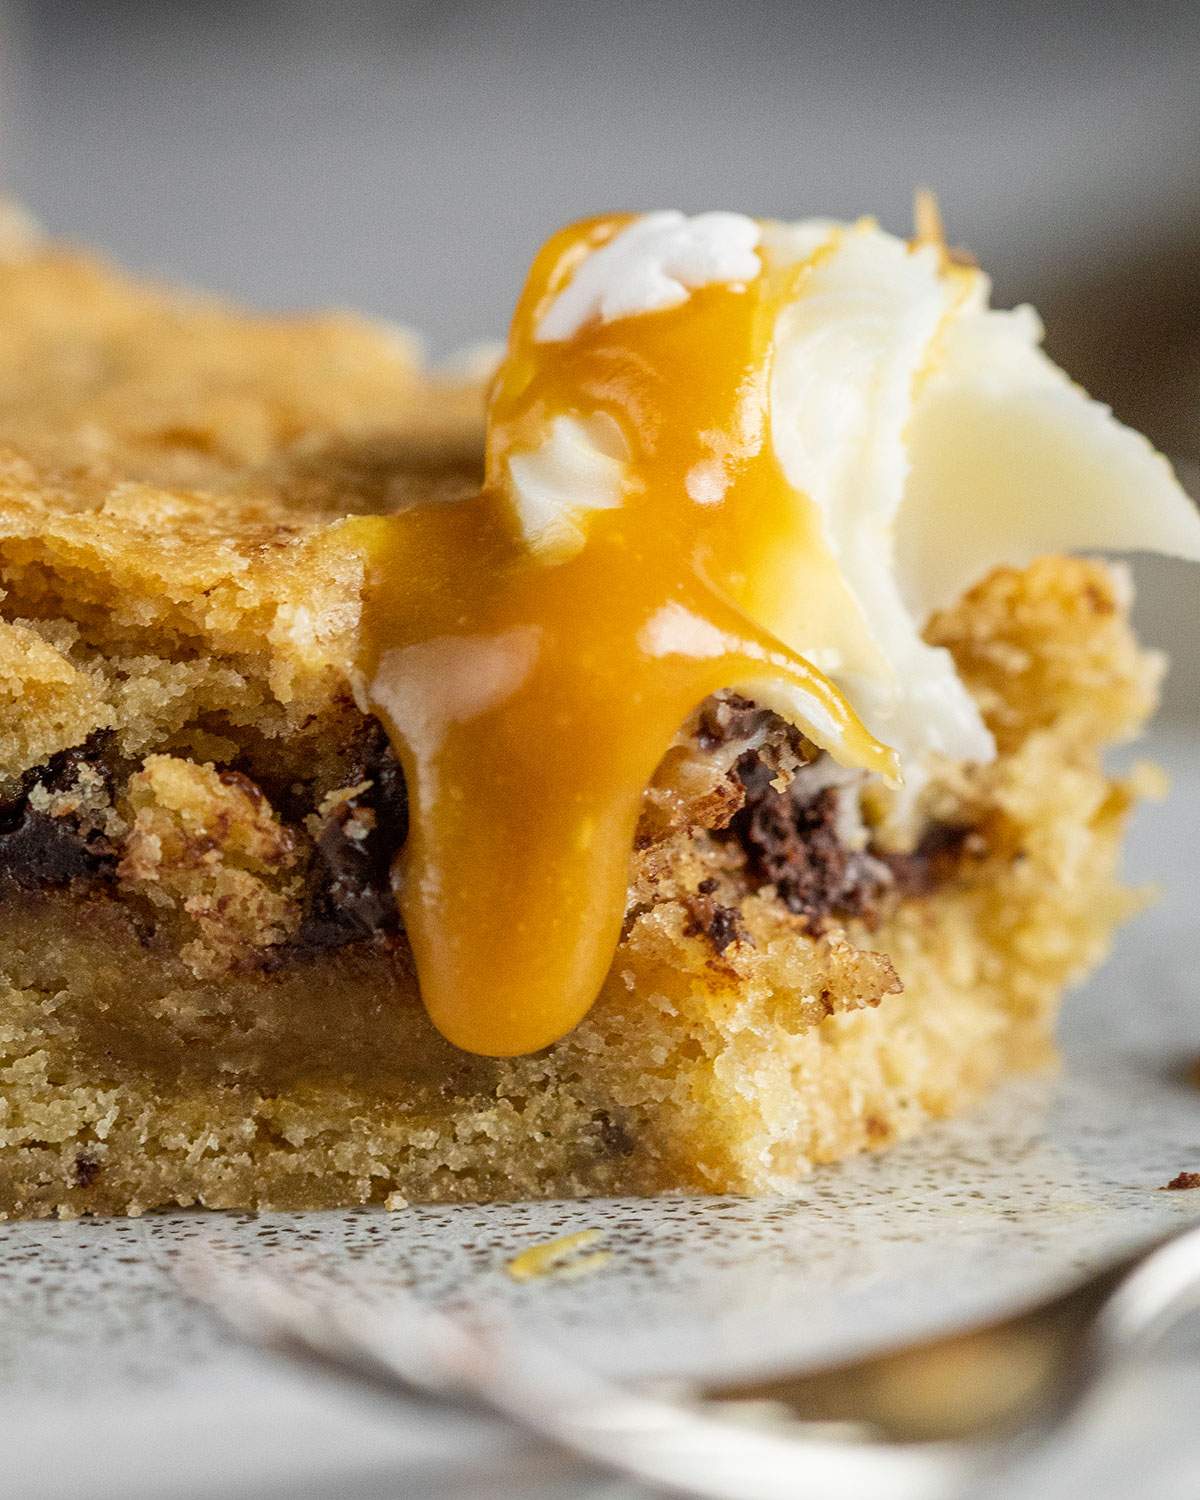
[505,1228,612,1282]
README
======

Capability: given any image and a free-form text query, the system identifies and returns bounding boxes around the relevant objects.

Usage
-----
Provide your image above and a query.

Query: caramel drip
[348,216,896,1057]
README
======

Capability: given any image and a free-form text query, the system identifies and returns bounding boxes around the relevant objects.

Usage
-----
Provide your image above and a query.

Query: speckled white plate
[2,723,1198,1500]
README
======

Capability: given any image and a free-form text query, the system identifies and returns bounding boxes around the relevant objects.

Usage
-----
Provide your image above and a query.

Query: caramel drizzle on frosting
[347,216,894,1056]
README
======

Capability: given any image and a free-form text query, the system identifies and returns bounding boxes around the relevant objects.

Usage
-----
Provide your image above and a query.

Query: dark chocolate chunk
[0,732,117,890]
[703,903,746,954]
[695,693,763,752]
[593,1109,635,1158]
[685,883,750,955]
[722,773,882,930]
[293,718,409,953]
[0,719,410,959]
[721,748,974,930]
[73,1153,102,1188]
[886,821,973,898]
[0,809,110,888]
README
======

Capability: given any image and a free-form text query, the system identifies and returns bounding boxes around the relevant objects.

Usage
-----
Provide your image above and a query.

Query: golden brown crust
[0,240,485,774]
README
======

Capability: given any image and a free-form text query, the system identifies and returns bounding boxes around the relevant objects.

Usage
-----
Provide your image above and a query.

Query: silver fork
[178,1220,1200,1500]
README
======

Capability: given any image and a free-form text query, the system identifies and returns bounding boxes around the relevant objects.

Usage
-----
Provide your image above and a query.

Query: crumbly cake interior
[0,220,1162,1216]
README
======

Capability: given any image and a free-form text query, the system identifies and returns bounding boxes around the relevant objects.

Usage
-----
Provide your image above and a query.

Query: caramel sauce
[346,216,897,1057]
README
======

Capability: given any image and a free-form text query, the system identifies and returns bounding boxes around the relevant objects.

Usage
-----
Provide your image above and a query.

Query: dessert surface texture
[0,212,1167,1216]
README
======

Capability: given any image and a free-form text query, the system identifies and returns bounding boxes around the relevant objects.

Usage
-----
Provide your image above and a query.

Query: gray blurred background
[2,0,1197,434]
[0,0,1195,699]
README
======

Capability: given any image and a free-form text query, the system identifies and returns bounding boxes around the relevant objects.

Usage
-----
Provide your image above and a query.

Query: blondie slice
[0,208,1188,1215]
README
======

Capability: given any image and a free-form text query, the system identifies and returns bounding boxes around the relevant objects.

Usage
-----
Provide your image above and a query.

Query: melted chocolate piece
[695,692,767,752]
[685,875,750,955]
[0,722,411,956]
[887,821,974,898]
[592,1109,635,1158]
[293,718,409,953]
[73,1153,102,1188]
[722,758,881,929]
[721,755,971,931]
[0,713,970,970]
[0,733,116,889]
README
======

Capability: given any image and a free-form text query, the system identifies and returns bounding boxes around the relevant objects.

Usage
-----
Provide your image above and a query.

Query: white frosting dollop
[765,221,996,765]
[512,211,1200,775]
[763,217,1200,769]
[506,412,627,560]
[536,211,762,342]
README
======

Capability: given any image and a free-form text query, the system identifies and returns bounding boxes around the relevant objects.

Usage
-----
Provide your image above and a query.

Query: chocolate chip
[721,754,973,929]
[593,1109,635,1158]
[695,693,762,752]
[292,718,409,954]
[886,822,973,898]
[0,732,117,891]
[73,1153,101,1188]
[0,811,110,888]
[685,886,750,955]
[704,904,745,954]
[0,718,411,961]
[722,780,879,929]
